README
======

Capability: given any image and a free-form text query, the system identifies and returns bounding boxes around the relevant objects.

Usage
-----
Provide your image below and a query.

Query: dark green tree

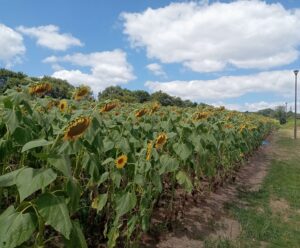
[98,86,136,102]
[132,90,151,103]
[41,76,74,99]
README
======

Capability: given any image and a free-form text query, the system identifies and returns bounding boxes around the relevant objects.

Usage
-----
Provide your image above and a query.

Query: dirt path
[142,134,275,248]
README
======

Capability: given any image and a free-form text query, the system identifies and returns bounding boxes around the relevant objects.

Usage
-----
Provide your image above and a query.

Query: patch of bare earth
[141,134,274,248]
[270,198,290,221]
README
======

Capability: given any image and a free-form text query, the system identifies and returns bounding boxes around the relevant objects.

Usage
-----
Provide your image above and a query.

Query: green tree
[0,68,28,94]
[132,90,150,103]
[98,86,136,102]
[150,91,175,106]
[274,106,287,124]
[41,76,74,99]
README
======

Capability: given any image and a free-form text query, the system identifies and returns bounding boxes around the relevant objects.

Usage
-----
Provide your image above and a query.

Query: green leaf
[0,168,25,187]
[111,171,121,188]
[176,171,193,193]
[115,191,137,217]
[36,193,72,239]
[48,155,72,177]
[0,206,37,248]
[159,155,179,175]
[91,193,108,213]
[173,142,192,161]
[152,171,162,193]
[102,158,114,165]
[103,137,114,152]
[134,174,144,186]
[127,215,138,238]
[98,171,109,186]
[66,178,81,214]
[21,139,54,152]
[64,221,87,248]
[12,127,32,145]
[16,168,57,202]
[142,213,150,232]
[107,226,119,248]
[116,137,130,153]
[4,109,19,134]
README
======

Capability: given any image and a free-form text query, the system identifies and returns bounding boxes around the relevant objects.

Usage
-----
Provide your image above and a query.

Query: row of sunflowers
[0,83,276,247]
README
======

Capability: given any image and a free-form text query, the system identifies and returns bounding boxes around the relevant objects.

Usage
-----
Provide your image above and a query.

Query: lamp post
[285,102,288,122]
[294,70,299,139]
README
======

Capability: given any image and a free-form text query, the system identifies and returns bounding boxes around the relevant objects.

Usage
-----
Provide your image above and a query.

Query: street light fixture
[294,70,299,139]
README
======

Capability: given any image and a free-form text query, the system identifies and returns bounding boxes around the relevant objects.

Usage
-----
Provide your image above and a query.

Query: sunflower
[63,116,91,141]
[224,124,233,129]
[193,111,210,120]
[135,108,147,118]
[146,141,153,161]
[239,124,246,132]
[47,100,59,110]
[155,133,167,150]
[73,86,90,101]
[115,155,128,169]
[100,102,118,112]
[150,102,160,114]
[216,106,225,111]
[59,99,68,112]
[29,83,52,95]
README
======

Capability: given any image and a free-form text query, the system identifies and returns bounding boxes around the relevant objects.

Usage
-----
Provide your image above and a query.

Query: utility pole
[294,70,299,139]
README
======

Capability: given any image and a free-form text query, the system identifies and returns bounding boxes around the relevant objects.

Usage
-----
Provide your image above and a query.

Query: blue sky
[1,0,300,111]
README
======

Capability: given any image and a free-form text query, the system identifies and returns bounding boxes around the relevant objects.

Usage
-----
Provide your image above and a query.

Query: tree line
[0,68,201,107]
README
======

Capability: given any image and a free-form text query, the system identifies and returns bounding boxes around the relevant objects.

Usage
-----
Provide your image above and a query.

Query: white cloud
[43,50,136,94]
[51,63,64,71]
[146,63,166,77]
[17,25,83,51]
[122,1,300,72]
[145,70,295,101]
[212,101,288,112]
[0,23,25,67]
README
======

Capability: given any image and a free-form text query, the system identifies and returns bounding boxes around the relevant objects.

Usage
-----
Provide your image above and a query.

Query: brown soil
[270,198,290,221]
[141,134,274,248]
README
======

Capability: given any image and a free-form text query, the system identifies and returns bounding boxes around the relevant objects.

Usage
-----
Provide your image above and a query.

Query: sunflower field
[0,84,276,248]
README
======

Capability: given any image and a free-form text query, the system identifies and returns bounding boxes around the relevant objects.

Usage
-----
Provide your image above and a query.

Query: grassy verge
[205,123,300,248]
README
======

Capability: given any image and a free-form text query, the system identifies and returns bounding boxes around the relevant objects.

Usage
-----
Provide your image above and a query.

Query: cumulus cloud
[145,70,294,101]
[43,50,135,94]
[212,101,289,112]
[146,63,166,77]
[0,23,25,67]
[122,1,300,72]
[17,25,83,51]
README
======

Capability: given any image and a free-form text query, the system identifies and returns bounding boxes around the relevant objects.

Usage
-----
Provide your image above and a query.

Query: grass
[205,121,300,248]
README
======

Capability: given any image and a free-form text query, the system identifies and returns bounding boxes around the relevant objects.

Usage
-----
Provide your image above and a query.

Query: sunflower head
[224,124,233,129]
[29,83,52,95]
[193,111,210,120]
[63,116,91,141]
[239,124,246,132]
[155,133,167,150]
[146,141,153,161]
[150,102,160,114]
[135,108,147,118]
[73,86,90,101]
[47,100,59,110]
[100,102,118,113]
[115,155,128,169]
[59,99,68,112]
[217,106,225,111]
